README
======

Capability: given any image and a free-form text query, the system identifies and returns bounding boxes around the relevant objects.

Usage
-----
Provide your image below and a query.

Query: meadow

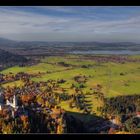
[1,54,140,115]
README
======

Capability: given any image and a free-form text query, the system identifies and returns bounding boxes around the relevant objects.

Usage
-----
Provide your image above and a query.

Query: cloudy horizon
[0,6,140,42]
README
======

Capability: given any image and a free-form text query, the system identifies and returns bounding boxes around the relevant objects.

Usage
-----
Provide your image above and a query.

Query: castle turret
[13,95,17,108]
[6,95,18,109]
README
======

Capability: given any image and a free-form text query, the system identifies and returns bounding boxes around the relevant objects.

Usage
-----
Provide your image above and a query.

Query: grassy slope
[1,56,140,115]
[1,62,68,75]
[1,55,140,97]
[2,80,24,88]
[1,55,140,114]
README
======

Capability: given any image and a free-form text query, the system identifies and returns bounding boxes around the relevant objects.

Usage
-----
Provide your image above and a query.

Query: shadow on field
[64,111,113,133]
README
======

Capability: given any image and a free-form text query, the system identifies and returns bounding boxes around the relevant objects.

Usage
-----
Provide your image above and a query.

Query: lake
[70,50,140,55]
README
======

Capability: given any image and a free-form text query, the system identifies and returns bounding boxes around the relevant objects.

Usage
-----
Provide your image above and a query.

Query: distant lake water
[70,50,140,55]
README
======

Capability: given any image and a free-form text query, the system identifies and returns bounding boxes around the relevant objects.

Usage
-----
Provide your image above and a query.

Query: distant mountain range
[0,37,140,51]
[0,37,18,47]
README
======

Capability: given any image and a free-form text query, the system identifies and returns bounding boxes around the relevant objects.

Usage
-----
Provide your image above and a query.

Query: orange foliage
[21,95,34,103]
[20,115,28,122]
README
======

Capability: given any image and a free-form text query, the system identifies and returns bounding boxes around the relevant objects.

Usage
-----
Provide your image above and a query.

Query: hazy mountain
[0,37,19,47]
[0,37,139,51]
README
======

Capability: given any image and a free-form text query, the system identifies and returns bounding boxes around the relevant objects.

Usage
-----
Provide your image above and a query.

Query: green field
[1,55,140,97]
[1,55,140,115]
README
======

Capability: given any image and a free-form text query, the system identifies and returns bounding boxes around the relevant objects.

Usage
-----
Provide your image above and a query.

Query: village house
[109,116,121,128]
[136,112,140,118]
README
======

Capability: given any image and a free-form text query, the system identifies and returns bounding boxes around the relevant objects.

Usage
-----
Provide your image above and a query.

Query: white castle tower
[0,105,2,111]
[6,95,18,109]
[13,95,17,108]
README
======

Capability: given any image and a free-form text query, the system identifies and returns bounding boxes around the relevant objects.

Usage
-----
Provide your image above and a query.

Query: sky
[0,6,140,42]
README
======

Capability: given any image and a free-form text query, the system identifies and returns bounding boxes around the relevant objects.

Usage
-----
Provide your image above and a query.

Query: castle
[0,92,18,110]
[6,95,18,109]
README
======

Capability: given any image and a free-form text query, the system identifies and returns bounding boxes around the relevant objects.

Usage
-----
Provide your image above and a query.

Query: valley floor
[1,54,140,115]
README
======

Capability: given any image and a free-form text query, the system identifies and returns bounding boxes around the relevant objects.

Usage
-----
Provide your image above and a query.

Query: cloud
[0,7,140,42]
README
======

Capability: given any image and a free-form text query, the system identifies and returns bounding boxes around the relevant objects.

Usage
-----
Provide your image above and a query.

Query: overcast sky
[0,6,140,42]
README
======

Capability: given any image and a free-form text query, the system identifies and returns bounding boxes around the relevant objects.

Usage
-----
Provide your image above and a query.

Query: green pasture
[1,55,140,98]
[1,62,68,75]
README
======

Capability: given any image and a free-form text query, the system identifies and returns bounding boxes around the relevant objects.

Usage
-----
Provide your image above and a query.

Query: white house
[136,112,140,118]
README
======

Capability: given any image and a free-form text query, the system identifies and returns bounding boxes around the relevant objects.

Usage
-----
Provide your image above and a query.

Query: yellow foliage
[115,131,132,134]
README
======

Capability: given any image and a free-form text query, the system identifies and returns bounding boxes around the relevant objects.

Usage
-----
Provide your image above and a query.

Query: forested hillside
[0,49,28,70]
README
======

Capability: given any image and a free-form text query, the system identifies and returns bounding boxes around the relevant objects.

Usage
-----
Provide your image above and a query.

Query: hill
[0,37,18,47]
[0,49,28,70]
